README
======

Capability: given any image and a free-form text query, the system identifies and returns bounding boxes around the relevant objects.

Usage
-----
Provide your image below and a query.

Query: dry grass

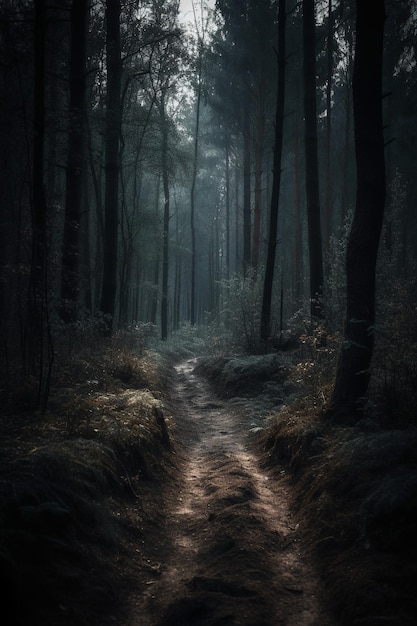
[0,336,178,626]
[259,402,417,625]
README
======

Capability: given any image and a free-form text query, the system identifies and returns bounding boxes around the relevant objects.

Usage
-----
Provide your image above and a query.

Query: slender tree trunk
[100,0,121,332]
[260,0,286,343]
[150,258,159,325]
[160,93,170,341]
[341,23,354,222]
[303,0,324,318]
[235,163,240,272]
[190,49,202,326]
[31,0,47,321]
[80,173,92,313]
[30,0,53,409]
[225,131,230,280]
[60,0,88,323]
[243,105,251,273]
[329,0,386,422]
[294,114,302,304]
[87,105,104,308]
[174,247,181,331]
[324,0,333,249]
[252,78,266,270]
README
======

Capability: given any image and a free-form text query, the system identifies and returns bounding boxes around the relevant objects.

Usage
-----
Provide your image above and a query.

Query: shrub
[220,269,271,354]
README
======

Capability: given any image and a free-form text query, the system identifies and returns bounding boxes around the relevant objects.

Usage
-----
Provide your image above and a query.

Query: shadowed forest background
[1,0,417,412]
[1,1,417,625]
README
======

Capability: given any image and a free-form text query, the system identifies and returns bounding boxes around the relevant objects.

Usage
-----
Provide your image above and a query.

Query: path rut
[131,359,336,626]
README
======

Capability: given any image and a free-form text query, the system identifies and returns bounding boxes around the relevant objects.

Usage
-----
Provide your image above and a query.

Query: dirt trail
[130,359,336,626]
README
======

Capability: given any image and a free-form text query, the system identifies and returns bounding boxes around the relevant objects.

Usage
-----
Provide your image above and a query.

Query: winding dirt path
[131,359,336,626]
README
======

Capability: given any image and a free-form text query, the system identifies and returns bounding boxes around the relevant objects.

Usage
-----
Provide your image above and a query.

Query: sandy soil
[127,358,337,626]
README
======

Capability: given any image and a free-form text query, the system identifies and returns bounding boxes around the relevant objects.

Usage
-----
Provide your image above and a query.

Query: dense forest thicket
[1,0,417,414]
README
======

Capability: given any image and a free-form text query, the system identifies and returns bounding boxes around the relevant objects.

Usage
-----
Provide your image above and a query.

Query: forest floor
[1,340,417,626]
[127,358,335,626]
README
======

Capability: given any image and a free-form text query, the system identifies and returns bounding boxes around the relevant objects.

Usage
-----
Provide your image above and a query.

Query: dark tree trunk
[252,78,266,270]
[31,0,47,317]
[341,23,354,222]
[87,108,104,309]
[60,0,88,323]
[80,175,92,313]
[329,0,386,422]
[243,104,251,273]
[190,50,202,326]
[294,112,302,304]
[30,0,53,409]
[100,0,121,332]
[260,0,286,343]
[225,131,230,280]
[324,0,333,249]
[174,243,181,331]
[303,0,324,318]
[150,258,159,325]
[235,163,240,272]
[160,93,170,341]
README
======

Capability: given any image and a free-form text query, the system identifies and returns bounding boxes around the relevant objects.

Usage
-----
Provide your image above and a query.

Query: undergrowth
[0,329,176,625]
[260,408,417,625]
[257,278,417,625]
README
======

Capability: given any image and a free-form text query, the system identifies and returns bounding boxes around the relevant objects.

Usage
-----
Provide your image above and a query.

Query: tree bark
[324,0,333,249]
[252,78,266,270]
[303,0,324,318]
[294,112,302,304]
[160,92,170,341]
[243,104,251,273]
[100,0,121,332]
[260,0,286,343]
[225,130,231,280]
[60,0,88,323]
[329,0,386,421]
[341,21,354,222]
[30,0,53,409]
[190,46,202,326]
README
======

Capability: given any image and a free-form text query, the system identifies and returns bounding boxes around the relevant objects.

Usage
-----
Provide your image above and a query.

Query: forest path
[130,358,335,626]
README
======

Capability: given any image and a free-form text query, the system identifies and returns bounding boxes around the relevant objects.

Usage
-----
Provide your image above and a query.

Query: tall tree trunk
[30,0,53,409]
[341,23,354,222]
[60,0,88,323]
[235,163,240,272]
[100,0,121,332]
[150,178,160,325]
[190,48,202,326]
[329,0,386,422]
[260,0,286,343]
[303,0,324,318]
[174,234,181,331]
[80,174,92,313]
[243,104,251,273]
[252,78,266,270]
[223,133,230,281]
[87,105,104,309]
[294,111,302,305]
[324,0,333,249]
[160,93,170,341]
